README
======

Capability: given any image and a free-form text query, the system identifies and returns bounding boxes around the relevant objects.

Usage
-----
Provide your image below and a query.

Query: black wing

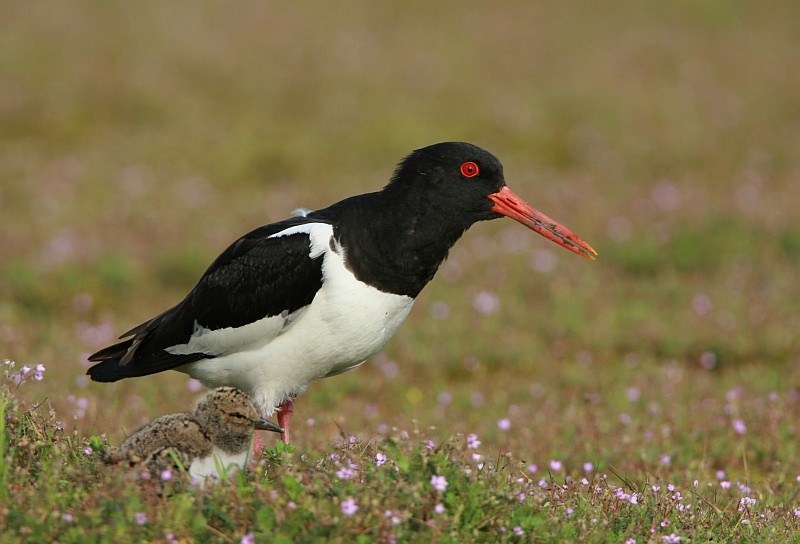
[87,216,329,382]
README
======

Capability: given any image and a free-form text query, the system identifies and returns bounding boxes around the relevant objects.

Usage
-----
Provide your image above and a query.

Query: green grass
[2,0,800,541]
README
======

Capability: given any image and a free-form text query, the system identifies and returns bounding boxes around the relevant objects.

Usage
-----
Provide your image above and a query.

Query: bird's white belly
[180,229,415,414]
[189,446,250,488]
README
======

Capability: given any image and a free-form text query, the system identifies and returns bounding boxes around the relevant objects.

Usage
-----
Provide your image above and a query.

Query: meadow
[2,1,800,542]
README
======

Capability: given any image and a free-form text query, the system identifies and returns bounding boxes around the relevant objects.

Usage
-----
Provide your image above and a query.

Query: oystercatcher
[88,142,596,443]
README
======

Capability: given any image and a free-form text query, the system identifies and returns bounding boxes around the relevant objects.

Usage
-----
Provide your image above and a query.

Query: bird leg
[276,394,296,444]
[252,431,266,457]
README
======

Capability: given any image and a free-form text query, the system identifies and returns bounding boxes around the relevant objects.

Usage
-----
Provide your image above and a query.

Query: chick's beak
[255,418,285,434]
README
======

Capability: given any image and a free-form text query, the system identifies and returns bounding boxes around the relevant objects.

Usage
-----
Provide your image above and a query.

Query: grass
[2,0,800,541]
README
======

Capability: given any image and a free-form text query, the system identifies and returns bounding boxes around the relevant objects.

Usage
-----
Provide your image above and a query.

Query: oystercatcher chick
[88,142,596,444]
[103,387,283,486]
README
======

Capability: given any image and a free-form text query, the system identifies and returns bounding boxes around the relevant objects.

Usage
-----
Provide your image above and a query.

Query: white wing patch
[267,222,332,260]
[165,307,308,357]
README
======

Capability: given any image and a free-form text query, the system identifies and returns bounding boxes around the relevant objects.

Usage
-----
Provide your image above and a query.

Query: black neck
[313,192,472,297]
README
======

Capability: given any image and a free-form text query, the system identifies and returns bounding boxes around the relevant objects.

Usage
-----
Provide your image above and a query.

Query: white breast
[189,446,251,488]
[180,223,415,414]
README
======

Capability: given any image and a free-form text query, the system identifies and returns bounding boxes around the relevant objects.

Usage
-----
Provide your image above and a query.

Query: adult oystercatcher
[88,142,595,443]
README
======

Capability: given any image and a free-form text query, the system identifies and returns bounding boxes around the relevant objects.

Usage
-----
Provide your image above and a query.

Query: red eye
[460,162,479,178]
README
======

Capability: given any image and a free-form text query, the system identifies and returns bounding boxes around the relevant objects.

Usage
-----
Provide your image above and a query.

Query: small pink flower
[62,514,73,523]
[583,462,594,472]
[84,447,93,456]
[527,464,538,474]
[467,434,481,449]
[135,512,148,525]
[376,453,387,466]
[434,504,445,514]
[341,498,359,516]
[336,467,354,480]
[161,469,172,481]
[241,532,255,544]
[186,379,203,392]
[549,460,562,472]
[513,526,524,536]
[732,419,747,435]
[431,475,448,492]
[497,418,511,431]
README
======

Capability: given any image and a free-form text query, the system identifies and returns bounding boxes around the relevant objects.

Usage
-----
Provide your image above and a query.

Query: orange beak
[488,186,597,260]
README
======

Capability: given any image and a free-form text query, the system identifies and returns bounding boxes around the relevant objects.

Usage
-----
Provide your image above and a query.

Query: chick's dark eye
[460,162,479,178]
[231,412,248,420]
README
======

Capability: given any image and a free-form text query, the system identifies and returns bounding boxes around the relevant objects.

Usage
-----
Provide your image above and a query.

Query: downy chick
[103,387,282,485]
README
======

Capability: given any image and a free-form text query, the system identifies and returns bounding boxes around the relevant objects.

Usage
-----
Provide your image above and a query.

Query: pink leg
[253,431,266,457]
[276,394,296,444]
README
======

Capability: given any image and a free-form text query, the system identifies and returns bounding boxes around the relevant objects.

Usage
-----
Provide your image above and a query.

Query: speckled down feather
[103,387,272,478]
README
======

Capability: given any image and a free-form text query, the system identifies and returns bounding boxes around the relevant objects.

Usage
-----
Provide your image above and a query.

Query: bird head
[386,142,596,259]
[194,387,283,447]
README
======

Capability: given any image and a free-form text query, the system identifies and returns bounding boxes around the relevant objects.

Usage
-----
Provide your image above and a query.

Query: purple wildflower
[430,475,448,492]
[341,498,359,516]
[336,467,354,480]
[135,512,148,525]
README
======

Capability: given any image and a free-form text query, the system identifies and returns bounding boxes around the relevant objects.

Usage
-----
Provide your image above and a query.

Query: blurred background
[1,1,799,457]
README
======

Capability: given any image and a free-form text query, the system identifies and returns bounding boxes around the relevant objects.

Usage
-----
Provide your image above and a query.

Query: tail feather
[88,338,135,363]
